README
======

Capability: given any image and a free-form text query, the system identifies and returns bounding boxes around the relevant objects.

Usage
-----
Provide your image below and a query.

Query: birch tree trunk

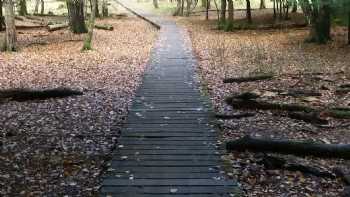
[82,0,96,50]
[3,0,16,51]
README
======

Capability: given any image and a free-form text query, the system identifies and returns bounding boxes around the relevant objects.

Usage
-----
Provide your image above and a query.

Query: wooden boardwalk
[100,4,238,196]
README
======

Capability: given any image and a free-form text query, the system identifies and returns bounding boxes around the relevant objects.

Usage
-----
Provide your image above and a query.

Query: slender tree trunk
[102,0,108,17]
[18,0,27,16]
[259,0,266,9]
[34,0,39,14]
[95,0,99,17]
[0,0,4,31]
[181,0,184,15]
[40,0,44,15]
[3,0,16,51]
[348,10,350,45]
[153,0,159,8]
[185,0,191,16]
[67,0,87,33]
[226,0,234,31]
[246,0,252,23]
[205,0,209,20]
[273,0,276,19]
[220,0,226,24]
[82,0,96,50]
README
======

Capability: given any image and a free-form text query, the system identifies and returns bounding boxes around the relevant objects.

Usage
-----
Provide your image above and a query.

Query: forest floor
[177,10,350,197]
[0,16,158,196]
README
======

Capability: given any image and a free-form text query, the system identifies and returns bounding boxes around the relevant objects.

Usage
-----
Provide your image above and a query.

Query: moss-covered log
[226,135,350,159]
[95,24,113,31]
[225,98,315,112]
[223,74,274,83]
[47,23,68,31]
[0,88,83,102]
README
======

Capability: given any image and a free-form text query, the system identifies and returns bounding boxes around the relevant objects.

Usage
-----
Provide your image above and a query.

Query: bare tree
[67,0,88,33]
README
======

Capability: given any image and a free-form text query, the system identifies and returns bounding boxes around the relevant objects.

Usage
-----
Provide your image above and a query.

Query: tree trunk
[34,0,39,14]
[82,0,96,50]
[273,0,276,19]
[67,0,87,34]
[0,0,4,31]
[220,0,226,24]
[3,0,16,51]
[205,0,209,20]
[259,0,266,9]
[225,0,234,31]
[226,135,350,160]
[173,0,182,16]
[153,0,159,8]
[40,0,44,15]
[292,0,297,13]
[185,0,191,16]
[18,0,27,16]
[309,0,331,43]
[95,0,99,17]
[348,10,350,45]
[102,0,108,17]
[246,0,252,23]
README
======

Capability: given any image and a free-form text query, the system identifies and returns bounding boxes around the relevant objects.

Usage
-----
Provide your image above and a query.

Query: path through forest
[99,1,238,196]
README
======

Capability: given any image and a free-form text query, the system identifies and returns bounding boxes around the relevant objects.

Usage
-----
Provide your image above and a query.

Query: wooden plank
[101,185,235,194]
[102,179,236,186]
[115,149,223,155]
[111,154,221,161]
[110,160,220,167]
[103,172,222,179]
[107,166,222,173]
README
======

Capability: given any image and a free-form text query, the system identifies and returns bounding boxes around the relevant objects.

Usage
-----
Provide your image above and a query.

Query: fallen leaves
[0,16,157,196]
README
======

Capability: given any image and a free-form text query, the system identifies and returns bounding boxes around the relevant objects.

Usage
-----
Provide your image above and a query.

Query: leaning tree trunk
[40,0,44,15]
[67,0,87,34]
[246,0,252,23]
[82,0,96,50]
[153,0,159,8]
[18,0,27,16]
[259,0,266,9]
[3,0,16,51]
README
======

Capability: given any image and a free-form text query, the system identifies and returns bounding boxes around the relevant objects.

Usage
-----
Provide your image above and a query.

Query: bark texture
[67,0,88,33]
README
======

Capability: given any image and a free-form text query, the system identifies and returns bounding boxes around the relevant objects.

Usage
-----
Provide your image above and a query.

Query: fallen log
[0,88,83,102]
[336,88,350,95]
[47,23,68,32]
[233,92,260,100]
[226,135,350,159]
[215,113,255,120]
[225,98,315,112]
[223,74,274,83]
[95,24,114,31]
[340,84,350,89]
[259,155,334,178]
[288,112,329,125]
[328,109,350,119]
